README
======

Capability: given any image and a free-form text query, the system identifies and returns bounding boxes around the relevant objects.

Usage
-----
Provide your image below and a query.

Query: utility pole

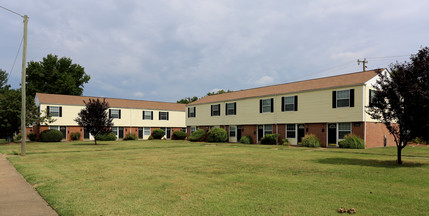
[357,58,368,72]
[21,15,28,156]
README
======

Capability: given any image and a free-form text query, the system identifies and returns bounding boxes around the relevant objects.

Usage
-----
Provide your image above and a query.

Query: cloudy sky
[1,0,428,102]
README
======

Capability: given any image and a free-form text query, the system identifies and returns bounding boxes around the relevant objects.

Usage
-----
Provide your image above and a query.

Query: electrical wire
[0,5,24,17]
[7,36,24,81]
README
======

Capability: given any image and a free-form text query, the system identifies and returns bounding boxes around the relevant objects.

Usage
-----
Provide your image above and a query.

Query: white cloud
[255,76,274,86]
[133,92,144,97]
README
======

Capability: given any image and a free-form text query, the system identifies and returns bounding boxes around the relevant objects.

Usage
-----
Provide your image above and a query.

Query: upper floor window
[226,102,236,115]
[47,106,62,117]
[188,107,196,118]
[159,111,169,120]
[282,96,298,111]
[369,89,377,107]
[260,98,273,113]
[143,111,153,120]
[332,89,354,108]
[211,104,220,116]
[109,109,121,119]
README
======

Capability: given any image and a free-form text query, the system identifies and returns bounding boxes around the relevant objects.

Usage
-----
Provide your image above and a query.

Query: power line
[366,55,410,60]
[0,5,24,17]
[8,36,24,81]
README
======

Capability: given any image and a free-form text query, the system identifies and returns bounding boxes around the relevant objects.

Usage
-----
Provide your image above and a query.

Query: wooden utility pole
[21,15,28,156]
[357,58,368,72]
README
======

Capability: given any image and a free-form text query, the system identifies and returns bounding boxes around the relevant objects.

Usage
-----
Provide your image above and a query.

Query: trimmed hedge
[152,129,165,139]
[40,129,63,142]
[338,134,365,149]
[260,134,279,145]
[239,136,253,144]
[70,132,81,141]
[28,132,37,141]
[172,131,187,140]
[207,128,228,142]
[96,132,117,141]
[189,129,207,142]
[302,134,320,147]
[124,133,138,141]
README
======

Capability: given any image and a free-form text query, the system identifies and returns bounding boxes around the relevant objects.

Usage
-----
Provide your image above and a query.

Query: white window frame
[143,111,152,120]
[262,99,272,113]
[211,104,220,116]
[286,124,296,138]
[190,126,197,134]
[264,124,273,136]
[336,90,350,108]
[229,126,236,137]
[284,96,295,111]
[226,103,235,115]
[110,109,120,118]
[338,123,352,140]
[49,106,60,117]
[143,127,151,136]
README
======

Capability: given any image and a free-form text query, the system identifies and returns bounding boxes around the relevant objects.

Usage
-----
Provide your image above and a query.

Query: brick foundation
[365,122,396,148]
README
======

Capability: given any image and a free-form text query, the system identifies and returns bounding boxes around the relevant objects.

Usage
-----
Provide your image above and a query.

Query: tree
[0,69,10,94]
[206,89,232,96]
[26,54,90,97]
[367,47,429,164]
[0,89,39,141]
[74,98,113,145]
[177,96,199,104]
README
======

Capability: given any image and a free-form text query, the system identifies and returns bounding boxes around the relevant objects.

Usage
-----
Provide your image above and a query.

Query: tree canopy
[0,69,10,94]
[177,89,233,104]
[367,47,429,164]
[74,98,113,145]
[26,54,90,97]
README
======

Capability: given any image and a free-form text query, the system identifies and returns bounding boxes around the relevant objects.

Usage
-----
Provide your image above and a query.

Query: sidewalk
[0,154,57,216]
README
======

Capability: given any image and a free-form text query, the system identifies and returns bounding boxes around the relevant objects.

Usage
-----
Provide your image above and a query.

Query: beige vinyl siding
[186,85,365,126]
[40,104,186,128]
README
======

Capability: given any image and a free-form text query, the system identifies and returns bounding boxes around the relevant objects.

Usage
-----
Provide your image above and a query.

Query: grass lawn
[0,140,428,215]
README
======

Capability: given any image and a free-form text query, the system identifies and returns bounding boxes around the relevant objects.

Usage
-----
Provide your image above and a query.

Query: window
[338,123,351,139]
[47,106,62,117]
[229,126,236,137]
[143,111,153,120]
[264,125,273,136]
[110,109,121,119]
[111,127,118,136]
[181,128,187,133]
[226,103,236,115]
[111,127,123,139]
[260,98,273,113]
[282,96,297,111]
[369,89,377,106]
[143,127,151,136]
[188,107,196,118]
[190,126,197,134]
[211,104,220,116]
[333,89,354,108]
[159,112,169,120]
[286,124,296,138]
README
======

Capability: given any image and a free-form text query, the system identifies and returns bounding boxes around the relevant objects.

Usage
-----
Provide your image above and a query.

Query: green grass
[1,140,428,215]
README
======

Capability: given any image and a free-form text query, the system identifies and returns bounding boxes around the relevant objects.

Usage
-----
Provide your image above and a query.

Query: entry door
[328,123,337,145]
[297,124,305,143]
[60,126,67,139]
[237,126,242,141]
[257,125,264,141]
[166,128,171,139]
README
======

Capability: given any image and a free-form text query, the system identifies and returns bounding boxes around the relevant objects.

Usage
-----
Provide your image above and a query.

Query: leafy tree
[0,69,10,94]
[367,47,429,164]
[74,98,113,145]
[206,89,232,96]
[26,54,90,97]
[177,96,199,104]
[0,89,39,142]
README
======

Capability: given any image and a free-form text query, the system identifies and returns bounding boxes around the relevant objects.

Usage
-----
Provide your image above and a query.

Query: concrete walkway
[0,154,57,216]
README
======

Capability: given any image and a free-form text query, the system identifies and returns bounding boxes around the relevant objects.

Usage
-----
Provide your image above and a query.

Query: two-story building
[32,93,186,141]
[186,69,395,148]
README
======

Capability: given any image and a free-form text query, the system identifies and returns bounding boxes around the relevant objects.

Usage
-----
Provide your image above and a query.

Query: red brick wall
[366,122,396,148]
[352,122,365,140]
[67,126,83,141]
[241,125,257,144]
[276,124,286,143]
[306,123,327,147]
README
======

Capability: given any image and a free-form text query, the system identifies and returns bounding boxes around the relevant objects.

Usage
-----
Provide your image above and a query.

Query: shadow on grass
[71,143,109,146]
[317,157,425,168]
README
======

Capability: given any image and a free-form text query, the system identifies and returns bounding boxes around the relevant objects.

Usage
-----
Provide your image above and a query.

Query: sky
[1,1,428,102]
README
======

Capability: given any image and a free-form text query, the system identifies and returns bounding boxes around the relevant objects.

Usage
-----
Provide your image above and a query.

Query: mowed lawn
[1,140,428,216]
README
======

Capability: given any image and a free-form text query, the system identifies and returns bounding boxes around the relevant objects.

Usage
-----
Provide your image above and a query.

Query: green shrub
[70,132,81,141]
[338,134,365,149]
[239,136,253,144]
[172,131,187,140]
[96,132,117,141]
[207,128,228,142]
[28,132,37,141]
[123,133,138,141]
[148,136,154,140]
[151,129,165,139]
[302,134,320,147]
[189,129,207,142]
[40,129,63,142]
[260,134,279,145]
[14,134,22,142]
[412,137,427,144]
[282,138,290,146]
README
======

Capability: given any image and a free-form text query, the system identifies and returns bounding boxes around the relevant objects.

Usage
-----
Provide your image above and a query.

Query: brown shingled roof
[190,70,380,105]
[36,93,185,111]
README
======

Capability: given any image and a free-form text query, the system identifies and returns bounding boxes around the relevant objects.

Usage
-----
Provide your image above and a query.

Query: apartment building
[186,69,395,148]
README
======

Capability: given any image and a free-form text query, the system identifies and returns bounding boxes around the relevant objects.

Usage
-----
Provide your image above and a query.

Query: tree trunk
[94,137,97,145]
[397,146,402,164]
